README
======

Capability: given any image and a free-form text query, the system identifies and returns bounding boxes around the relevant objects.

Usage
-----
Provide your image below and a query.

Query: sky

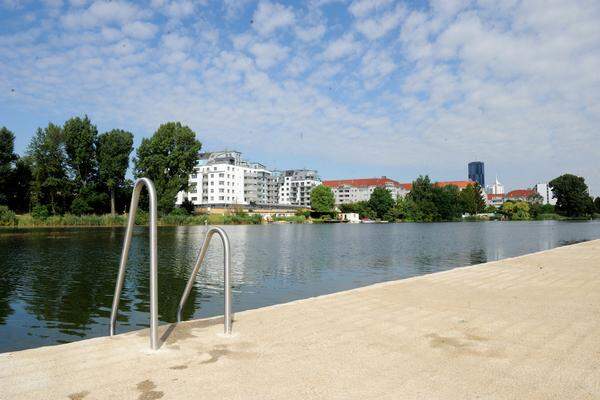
[1,0,599,194]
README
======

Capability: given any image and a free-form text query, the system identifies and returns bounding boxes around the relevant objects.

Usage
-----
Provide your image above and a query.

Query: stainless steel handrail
[177,227,232,334]
[109,177,159,350]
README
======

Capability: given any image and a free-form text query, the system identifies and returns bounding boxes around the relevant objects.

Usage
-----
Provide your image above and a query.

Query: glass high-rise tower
[468,161,485,187]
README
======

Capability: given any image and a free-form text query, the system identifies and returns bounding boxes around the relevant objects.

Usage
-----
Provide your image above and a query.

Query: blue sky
[1,0,599,194]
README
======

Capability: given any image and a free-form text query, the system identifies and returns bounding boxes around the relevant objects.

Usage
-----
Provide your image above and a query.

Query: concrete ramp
[1,240,599,399]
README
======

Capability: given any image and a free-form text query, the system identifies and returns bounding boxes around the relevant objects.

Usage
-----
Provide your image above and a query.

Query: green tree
[407,176,438,221]
[134,122,201,213]
[501,201,530,220]
[432,185,461,221]
[549,174,591,217]
[310,185,335,212]
[27,124,70,214]
[368,187,395,220]
[459,183,486,215]
[0,127,18,205]
[97,129,134,215]
[6,157,33,213]
[63,116,98,186]
[595,197,600,214]
[339,201,375,219]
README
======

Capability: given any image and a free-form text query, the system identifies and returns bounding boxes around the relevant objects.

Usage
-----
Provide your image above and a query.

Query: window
[219,196,224,200]
[219,181,224,185]
[219,173,224,178]
[191,174,197,179]
[219,189,224,193]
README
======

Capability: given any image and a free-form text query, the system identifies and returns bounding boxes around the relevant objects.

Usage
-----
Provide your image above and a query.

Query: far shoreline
[1,216,597,230]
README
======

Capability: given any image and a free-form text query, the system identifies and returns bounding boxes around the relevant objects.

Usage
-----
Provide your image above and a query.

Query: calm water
[1,221,599,352]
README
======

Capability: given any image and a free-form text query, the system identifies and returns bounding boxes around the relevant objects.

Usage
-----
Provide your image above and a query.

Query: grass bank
[2,212,269,228]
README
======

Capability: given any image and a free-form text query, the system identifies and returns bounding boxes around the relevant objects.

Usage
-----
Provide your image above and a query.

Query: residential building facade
[277,169,321,208]
[322,177,409,205]
[176,151,320,208]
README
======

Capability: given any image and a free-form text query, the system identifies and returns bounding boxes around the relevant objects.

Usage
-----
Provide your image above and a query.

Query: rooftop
[506,189,536,198]
[323,177,401,188]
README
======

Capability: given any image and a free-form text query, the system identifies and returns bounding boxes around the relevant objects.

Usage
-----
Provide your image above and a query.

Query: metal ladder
[109,178,232,350]
[177,226,232,335]
[109,178,159,349]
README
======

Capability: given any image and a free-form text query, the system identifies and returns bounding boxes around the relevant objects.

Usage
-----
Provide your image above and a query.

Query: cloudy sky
[1,0,599,194]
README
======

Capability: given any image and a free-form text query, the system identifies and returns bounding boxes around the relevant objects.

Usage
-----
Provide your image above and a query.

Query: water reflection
[0,220,599,352]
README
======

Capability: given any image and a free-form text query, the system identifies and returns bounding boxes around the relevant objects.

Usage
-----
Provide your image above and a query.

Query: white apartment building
[277,169,321,208]
[535,183,557,205]
[176,151,272,207]
[323,177,409,205]
[177,151,320,208]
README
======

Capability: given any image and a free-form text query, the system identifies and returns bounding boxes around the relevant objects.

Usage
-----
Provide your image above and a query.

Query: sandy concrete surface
[1,240,599,400]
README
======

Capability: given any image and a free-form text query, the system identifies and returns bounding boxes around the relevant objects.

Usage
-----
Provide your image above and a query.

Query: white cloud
[295,24,326,42]
[161,32,192,52]
[3,0,600,194]
[249,41,289,69]
[223,0,253,20]
[355,4,405,40]
[122,21,158,40]
[322,33,361,60]
[348,0,392,18]
[61,1,142,29]
[360,49,396,87]
[252,1,295,36]
[164,0,195,19]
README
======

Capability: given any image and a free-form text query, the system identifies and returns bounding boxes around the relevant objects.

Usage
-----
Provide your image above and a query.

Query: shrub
[169,207,188,216]
[70,197,93,216]
[0,206,17,226]
[31,205,50,219]
[134,210,149,225]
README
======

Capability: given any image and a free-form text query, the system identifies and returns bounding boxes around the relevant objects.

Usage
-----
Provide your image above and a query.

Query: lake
[1,220,599,353]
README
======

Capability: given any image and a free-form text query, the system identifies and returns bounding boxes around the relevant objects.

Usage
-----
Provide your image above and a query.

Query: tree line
[334,176,487,222]
[0,117,201,218]
[316,174,599,222]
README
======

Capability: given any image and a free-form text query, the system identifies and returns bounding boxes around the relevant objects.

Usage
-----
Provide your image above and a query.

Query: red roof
[323,177,401,188]
[487,193,504,200]
[506,189,535,198]
[401,180,475,190]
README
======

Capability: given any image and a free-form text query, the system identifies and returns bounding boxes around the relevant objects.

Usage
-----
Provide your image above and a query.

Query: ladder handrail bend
[109,177,159,350]
[177,226,232,335]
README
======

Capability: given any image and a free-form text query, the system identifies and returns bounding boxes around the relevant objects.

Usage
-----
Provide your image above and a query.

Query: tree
[549,174,591,217]
[134,122,201,213]
[27,124,70,214]
[0,127,18,205]
[368,187,395,220]
[501,201,530,220]
[310,185,335,212]
[595,197,600,214]
[63,116,98,186]
[407,176,438,221]
[97,130,134,215]
[6,157,33,213]
[432,185,461,220]
[459,183,486,215]
[339,201,375,219]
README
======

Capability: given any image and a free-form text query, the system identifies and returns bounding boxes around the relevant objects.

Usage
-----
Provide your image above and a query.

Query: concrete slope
[1,240,599,400]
